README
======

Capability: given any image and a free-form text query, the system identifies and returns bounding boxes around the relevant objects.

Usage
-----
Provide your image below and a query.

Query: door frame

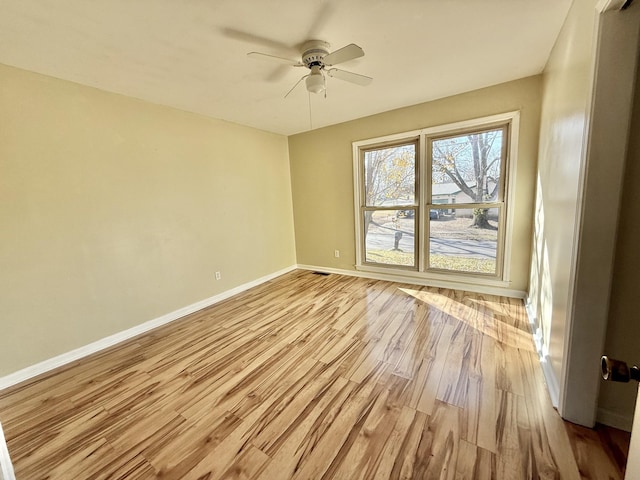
[559,0,640,426]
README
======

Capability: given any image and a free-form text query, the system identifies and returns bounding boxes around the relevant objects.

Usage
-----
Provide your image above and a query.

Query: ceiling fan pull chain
[308,91,313,130]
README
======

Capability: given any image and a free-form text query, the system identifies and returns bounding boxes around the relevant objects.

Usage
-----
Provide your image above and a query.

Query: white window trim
[352,111,520,288]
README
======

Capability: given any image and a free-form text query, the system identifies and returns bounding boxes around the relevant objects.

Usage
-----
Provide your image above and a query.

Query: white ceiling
[0,0,572,136]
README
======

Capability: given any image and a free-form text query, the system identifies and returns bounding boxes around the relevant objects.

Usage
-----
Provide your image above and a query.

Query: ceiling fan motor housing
[301,40,330,68]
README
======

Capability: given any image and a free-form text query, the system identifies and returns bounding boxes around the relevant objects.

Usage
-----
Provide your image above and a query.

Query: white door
[625,385,640,479]
[0,422,15,480]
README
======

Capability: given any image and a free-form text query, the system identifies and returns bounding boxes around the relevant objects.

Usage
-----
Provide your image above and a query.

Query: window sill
[355,264,512,289]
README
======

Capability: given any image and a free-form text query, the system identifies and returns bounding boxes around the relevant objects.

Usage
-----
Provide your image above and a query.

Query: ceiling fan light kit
[305,67,325,94]
[248,39,372,98]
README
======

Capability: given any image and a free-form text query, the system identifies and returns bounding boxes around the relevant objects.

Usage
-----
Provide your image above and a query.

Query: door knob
[601,355,640,382]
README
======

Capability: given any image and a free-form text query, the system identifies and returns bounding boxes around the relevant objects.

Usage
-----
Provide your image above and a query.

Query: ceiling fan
[248,40,372,98]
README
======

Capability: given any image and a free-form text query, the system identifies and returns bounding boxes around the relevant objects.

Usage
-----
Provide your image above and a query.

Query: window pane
[364,144,416,207]
[364,209,415,267]
[428,207,499,275]
[431,128,503,205]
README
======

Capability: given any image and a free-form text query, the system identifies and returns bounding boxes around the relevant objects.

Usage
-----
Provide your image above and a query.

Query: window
[361,141,418,268]
[353,112,519,284]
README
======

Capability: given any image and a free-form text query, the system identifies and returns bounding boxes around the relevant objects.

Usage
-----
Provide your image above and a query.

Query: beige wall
[0,63,296,376]
[568,3,640,428]
[529,0,640,427]
[527,0,597,411]
[289,76,542,293]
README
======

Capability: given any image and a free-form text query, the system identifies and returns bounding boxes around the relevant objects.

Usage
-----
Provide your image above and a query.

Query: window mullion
[421,133,429,273]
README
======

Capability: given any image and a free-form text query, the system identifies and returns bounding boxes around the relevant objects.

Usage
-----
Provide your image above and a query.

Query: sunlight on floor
[398,287,535,352]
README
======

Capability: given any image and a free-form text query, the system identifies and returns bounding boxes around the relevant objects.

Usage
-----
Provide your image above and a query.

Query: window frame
[352,111,520,287]
[359,138,420,271]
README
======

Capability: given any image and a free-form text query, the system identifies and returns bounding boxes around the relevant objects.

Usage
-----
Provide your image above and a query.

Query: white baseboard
[597,408,633,432]
[297,264,527,299]
[538,355,560,409]
[0,265,297,392]
[525,297,560,408]
[0,422,15,480]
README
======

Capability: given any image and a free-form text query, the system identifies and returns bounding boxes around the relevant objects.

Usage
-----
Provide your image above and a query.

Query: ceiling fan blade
[284,75,308,98]
[266,65,293,82]
[307,3,334,38]
[247,52,303,66]
[322,44,364,66]
[327,68,372,86]
[220,28,297,55]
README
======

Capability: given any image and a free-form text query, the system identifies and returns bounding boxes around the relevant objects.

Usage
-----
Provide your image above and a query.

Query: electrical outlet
[215,271,221,280]
[334,250,340,258]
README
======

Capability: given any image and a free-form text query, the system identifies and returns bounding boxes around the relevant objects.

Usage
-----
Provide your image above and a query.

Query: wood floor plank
[455,440,496,480]
[436,321,480,408]
[421,400,462,480]
[471,334,498,453]
[44,438,115,480]
[406,321,455,416]
[495,390,525,479]
[289,378,386,480]
[517,348,581,479]
[388,409,431,479]
[564,422,628,480]
[369,406,418,480]
[217,445,270,480]
[0,270,604,479]
[323,374,410,480]
[253,375,351,479]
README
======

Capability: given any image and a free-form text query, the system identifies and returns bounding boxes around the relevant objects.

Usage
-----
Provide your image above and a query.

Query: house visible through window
[353,112,519,284]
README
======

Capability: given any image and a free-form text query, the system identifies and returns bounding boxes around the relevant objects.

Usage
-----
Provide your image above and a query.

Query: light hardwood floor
[0,270,626,479]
